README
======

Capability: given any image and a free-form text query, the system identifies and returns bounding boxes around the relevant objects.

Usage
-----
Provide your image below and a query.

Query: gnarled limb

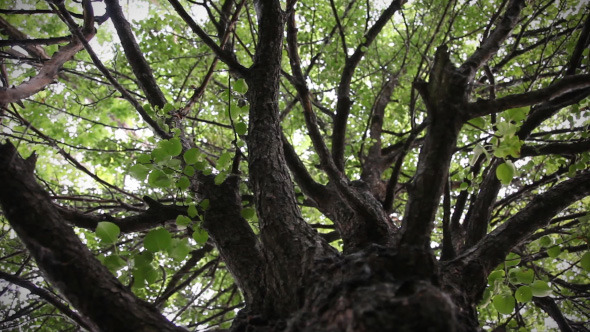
[332,0,405,171]
[459,0,526,81]
[445,170,590,303]
[245,0,337,317]
[104,0,167,108]
[0,142,186,332]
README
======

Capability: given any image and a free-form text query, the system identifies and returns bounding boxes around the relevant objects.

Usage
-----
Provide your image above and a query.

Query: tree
[0,0,589,330]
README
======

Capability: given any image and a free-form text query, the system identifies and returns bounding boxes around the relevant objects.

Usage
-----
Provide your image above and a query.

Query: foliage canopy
[0,0,589,331]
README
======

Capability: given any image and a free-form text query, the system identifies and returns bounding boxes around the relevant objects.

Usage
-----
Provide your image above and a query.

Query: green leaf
[163,103,175,113]
[515,268,534,284]
[165,158,181,170]
[143,103,154,116]
[199,199,210,210]
[176,176,190,191]
[103,254,126,272]
[144,228,172,252]
[547,245,561,258]
[144,266,159,284]
[176,215,192,227]
[214,172,227,185]
[151,148,170,163]
[507,268,521,284]
[183,165,196,176]
[581,252,590,271]
[148,169,173,188]
[468,117,485,129]
[134,265,158,286]
[504,253,521,267]
[530,280,552,297]
[216,152,232,171]
[183,148,200,164]
[136,154,152,164]
[233,78,248,94]
[134,251,153,268]
[492,293,515,315]
[496,161,515,185]
[168,238,190,261]
[487,270,505,285]
[235,122,247,135]
[187,204,199,218]
[241,207,256,220]
[539,235,552,247]
[515,285,533,303]
[95,221,120,244]
[162,138,182,157]
[192,227,209,244]
[480,288,492,306]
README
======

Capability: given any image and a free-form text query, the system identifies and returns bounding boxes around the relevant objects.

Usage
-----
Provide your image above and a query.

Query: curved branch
[451,169,590,299]
[104,0,167,108]
[332,0,405,171]
[0,271,98,331]
[467,74,590,118]
[459,0,526,80]
[167,0,248,77]
[0,142,186,332]
[0,26,94,104]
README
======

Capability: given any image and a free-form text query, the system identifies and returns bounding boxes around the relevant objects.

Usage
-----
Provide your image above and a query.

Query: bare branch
[167,0,248,77]
[459,0,526,80]
[0,271,98,331]
[332,0,405,171]
[467,74,590,118]
[0,142,187,332]
[104,0,167,108]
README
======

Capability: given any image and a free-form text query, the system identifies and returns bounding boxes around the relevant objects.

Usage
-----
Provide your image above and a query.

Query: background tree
[0,0,589,331]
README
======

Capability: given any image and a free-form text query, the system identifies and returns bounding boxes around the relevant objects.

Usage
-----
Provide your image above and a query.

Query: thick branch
[467,74,590,118]
[196,175,266,312]
[332,0,404,171]
[0,142,186,332]
[0,271,97,331]
[533,297,574,332]
[459,0,526,80]
[167,0,248,76]
[246,0,337,316]
[520,139,590,157]
[104,0,167,108]
[0,28,94,104]
[399,46,464,251]
[56,197,186,233]
[452,170,590,298]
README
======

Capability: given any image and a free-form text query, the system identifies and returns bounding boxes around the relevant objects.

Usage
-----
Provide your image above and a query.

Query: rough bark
[0,142,186,332]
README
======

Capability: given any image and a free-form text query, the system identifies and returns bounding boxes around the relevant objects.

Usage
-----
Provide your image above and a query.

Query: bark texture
[0,142,186,332]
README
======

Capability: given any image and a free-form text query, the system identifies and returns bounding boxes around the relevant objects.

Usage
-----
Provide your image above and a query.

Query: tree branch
[167,0,248,77]
[0,18,94,104]
[467,74,590,118]
[520,139,590,157]
[196,175,266,312]
[0,270,98,331]
[50,1,171,139]
[0,141,186,332]
[104,0,167,108]
[332,0,405,171]
[458,0,526,80]
[451,170,590,300]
